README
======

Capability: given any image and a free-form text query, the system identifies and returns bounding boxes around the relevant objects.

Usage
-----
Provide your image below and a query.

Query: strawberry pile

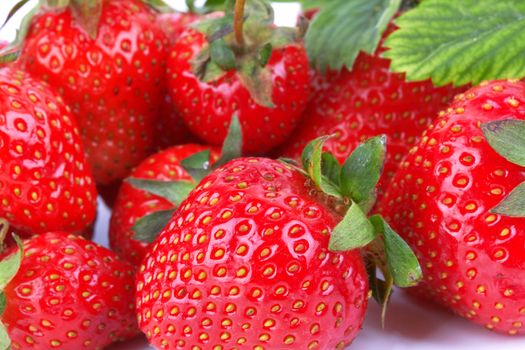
[1,0,525,349]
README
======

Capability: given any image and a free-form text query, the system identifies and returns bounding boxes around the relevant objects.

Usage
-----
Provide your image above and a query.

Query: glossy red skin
[278,26,461,193]
[0,67,97,235]
[110,144,219,266]
[154,12,201,150]
[167,29,310,154]
[378,80,525,335]
[20,0,168,185]
[136,158,368,349]
[3,232,138,349]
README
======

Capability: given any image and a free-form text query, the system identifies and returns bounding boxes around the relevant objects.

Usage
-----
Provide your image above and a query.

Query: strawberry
[18,0,168,185]
[153,12,202,150]
[378,79,525,335]
[167,0,310,154]
[0,231,138,349]
[110,144,220,266]
[0,66,97,236]
[278,23,461,194]
[136,136,421,349]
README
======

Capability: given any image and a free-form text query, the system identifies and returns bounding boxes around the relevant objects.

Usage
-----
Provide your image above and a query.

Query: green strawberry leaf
[142,0,173,12]
[126,179,195,206]
[384,0,525,86]
[0,293,6,317]
[1,0,31,29]
[238,60,274,107]
[482,119,525,167]
[490,181,525,218]
[305,0,401,72]
[329,202,377,252]
[0,1,41,62]
[133,209,177,243]
[340,135,386,206]
[370,215,422,288]
[210,38,237,71]
[321,152,341,187]
[70,0,103,39]
[214,114,243,168]
[0,235,22,290]
[181,150,212,183]
[302,136,342,198]
[0,321,10,350]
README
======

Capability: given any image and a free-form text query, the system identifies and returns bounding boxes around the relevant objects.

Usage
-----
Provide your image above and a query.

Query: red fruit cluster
[3,1,525,350]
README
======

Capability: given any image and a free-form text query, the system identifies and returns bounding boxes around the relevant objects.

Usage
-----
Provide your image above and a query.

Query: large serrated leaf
[329,202,377,252]
[482,119,525,167]
[384,0,525,86]
[305,0,401,72]
[127,178,195,206]
[491,181,525,218]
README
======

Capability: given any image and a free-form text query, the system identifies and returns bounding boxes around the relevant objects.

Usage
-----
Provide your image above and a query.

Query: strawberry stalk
[0,219,8,252]
[233,0,246,47]
[190,0,303,106]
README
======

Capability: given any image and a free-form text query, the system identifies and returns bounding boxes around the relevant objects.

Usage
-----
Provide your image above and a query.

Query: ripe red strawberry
[0,66,97,236]
[167,3,310,154]
[19,0,168,185]
[278,24,460,191]
[0,231,138,349]
[153,12,201,150]
[136,158,369,349]
[110,144,219,266]
[135,135,421,349]
[378,80,525,335]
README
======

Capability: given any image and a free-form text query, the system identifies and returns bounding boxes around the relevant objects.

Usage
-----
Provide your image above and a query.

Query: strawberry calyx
[482,118,525,217]
[127,116,243,243]
[286,135,422,322]
[0,220,23,350]
[191,0,305,107]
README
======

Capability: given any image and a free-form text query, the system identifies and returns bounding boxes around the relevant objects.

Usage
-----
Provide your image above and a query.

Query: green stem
[185,0,195,13]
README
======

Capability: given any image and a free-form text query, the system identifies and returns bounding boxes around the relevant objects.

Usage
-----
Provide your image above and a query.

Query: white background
[1,0,524,349]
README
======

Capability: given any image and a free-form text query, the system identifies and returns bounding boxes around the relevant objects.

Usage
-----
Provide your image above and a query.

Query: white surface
[2,0,525,349]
